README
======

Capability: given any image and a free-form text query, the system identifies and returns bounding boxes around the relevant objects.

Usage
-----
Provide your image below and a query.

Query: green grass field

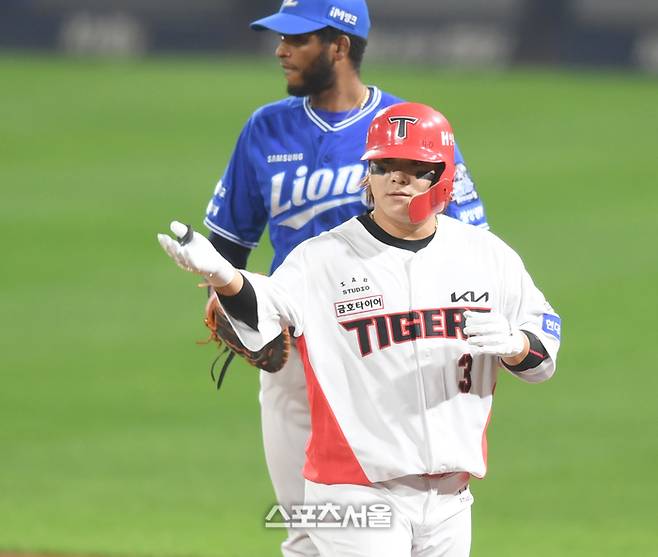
[1,54,657,557]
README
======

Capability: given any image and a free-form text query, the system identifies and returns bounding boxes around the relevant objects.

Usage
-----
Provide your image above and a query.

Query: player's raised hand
[463,310,527,359]
[157,221,236,288]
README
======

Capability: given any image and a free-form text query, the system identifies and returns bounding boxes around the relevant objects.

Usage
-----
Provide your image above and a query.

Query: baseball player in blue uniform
[203,1,488,555]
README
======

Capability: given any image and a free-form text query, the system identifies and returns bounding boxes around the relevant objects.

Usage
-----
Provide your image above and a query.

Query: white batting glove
[157,221,236,288]
[463,310,527,358]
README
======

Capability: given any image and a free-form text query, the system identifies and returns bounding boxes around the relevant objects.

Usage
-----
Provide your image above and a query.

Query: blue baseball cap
[251,0,370,40]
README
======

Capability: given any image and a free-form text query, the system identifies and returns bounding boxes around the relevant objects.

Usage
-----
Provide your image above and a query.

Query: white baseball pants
[260,346,319,557]
[304,473,473,557]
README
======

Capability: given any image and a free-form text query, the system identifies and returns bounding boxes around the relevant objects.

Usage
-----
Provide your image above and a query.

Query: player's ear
[334,35,351,61]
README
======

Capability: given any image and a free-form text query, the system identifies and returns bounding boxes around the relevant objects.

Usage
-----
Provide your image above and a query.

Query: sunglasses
[369,161,443,184]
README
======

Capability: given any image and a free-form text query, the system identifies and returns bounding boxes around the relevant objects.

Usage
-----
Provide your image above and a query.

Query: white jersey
[225,214,560,485]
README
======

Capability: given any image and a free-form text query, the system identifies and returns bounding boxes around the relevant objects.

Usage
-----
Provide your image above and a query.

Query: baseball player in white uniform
[158,102,561,556]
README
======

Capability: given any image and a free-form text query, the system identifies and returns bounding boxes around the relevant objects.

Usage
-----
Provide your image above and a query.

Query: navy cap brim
[250,13,326,35]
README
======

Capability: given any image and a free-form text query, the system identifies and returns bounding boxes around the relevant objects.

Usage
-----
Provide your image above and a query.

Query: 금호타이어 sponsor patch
[542,313,561,340]
[335,295,384,318]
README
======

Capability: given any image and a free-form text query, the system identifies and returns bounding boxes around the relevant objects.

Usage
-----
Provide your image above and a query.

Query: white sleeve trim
[203,218,259,249]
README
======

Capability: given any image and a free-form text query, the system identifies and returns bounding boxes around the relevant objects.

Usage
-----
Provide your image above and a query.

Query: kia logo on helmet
[388,116,418,139]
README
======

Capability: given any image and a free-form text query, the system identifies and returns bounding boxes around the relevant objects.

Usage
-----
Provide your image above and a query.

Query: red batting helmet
[362,102,456,223]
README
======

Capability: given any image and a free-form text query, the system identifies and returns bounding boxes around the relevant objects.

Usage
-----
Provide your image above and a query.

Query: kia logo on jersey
[451,291,490,303]
[388,116,418,139]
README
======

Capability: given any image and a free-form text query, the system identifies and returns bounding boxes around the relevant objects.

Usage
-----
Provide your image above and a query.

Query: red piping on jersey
[297,335,371,486]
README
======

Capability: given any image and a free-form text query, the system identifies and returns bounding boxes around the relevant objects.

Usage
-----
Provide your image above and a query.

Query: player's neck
[370,210,437,241]
[309,76,368,113]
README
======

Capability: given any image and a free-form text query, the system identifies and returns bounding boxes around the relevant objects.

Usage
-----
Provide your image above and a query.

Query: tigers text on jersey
[222,215,561,485]
[204,87,488,272]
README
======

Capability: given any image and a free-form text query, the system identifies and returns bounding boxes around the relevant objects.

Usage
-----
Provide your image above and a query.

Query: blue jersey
[204,86,488,272]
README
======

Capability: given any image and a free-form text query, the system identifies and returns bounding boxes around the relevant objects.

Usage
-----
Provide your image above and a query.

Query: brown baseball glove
[201,294,291,389]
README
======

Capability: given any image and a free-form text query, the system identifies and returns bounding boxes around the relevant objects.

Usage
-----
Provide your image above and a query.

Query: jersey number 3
[458,354,473,393]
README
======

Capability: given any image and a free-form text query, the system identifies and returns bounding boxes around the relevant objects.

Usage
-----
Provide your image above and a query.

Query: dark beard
[287,50,337,97]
